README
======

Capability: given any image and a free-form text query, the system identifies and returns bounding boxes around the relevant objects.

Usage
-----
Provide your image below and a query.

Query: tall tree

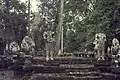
[63,0,90,52]
[55,0,64,54]
[63,0,120,52]
[83,0,120,50]
[34,0,59,52]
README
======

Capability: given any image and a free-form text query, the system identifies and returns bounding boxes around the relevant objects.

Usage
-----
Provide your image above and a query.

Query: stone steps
[32,57,96,64]
[101,73,120,80]
[73,76,102,80]
[27,58,102,80]
[94,60,120,80]
[30,73,102,80]
[66,71,100,76]
[10,56,102,80]
[22,63,97,73]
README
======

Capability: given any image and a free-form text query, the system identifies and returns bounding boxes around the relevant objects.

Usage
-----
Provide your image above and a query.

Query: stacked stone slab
[27,57,102,80]
[94,60,120,80]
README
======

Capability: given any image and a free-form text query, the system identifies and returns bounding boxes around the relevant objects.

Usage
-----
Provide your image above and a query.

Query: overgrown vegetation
[0,0,120,53]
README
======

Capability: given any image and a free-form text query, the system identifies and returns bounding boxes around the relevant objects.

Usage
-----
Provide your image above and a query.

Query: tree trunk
[55,0,64,55]
[28,0,31,34]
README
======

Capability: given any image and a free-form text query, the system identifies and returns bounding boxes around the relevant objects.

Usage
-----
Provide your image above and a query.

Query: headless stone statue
[43,31,55,61]
[9,41,20,54]
[93,33,106,60]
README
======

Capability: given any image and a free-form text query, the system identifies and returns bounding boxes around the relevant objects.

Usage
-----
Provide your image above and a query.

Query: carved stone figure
[9,41,20,53]
[111,38,120,55]
[93,33,106,60]
[43,31,55,61]
[111,38,120,67]
[21,36,35,55]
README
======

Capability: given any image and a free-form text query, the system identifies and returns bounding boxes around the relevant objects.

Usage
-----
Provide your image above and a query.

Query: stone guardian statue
[93,33,106,60]
[111,38,120,55]
[43,31,55,61]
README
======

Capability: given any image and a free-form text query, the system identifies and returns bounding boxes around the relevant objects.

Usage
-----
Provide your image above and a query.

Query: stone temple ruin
[0,32,119,80]
[1,0,120,79]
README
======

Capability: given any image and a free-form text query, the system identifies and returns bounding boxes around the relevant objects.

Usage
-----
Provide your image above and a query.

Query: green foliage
[64,0,120,52]
[63,0,89,52]
[11,0,120,53]
[33,0,59,51]
[83,0,120,49]
[0,0,28,43]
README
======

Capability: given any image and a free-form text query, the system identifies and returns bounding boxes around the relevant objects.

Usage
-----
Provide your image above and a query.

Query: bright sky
[20,0,39,12]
